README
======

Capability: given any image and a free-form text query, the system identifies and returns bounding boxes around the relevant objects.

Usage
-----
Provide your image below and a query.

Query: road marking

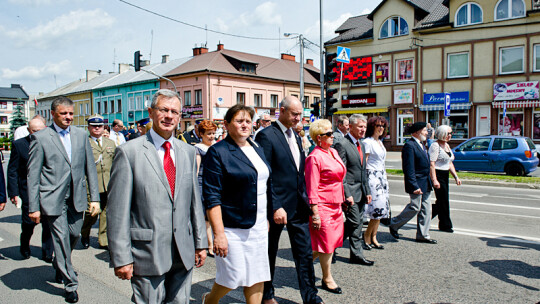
[390,194,540,211]
[451,208,540,219]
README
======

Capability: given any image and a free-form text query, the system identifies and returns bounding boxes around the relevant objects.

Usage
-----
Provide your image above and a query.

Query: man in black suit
[7,116,53,261]
[256,96,324,304]
[389,122,436,244]
[334,114,374,266]
[128,117,151,140]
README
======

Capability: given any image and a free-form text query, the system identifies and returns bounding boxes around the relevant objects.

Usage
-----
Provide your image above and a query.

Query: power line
[118,0,295,41]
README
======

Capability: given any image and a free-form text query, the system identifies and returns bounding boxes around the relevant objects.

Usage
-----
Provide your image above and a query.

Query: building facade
[325,0,540,149]
[0,84,30,137]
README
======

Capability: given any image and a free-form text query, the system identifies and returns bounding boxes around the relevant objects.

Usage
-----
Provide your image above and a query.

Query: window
[85,103,89,115]
[459,138,491,151]
[373,62,390,83]
[97,101,101,114]
[449,110,469,139]
[314,96,320,105]
[195,89,202,105]
[495,0,525,21]
[128,97,135,110]
[499,108,523,136]
[534,108,540,140]
[103,100,108,114]
[0,102,7,109]
[254,94,262,107]
[304,96,309,109]
[492,138,518,150]
[237,92,245,105]
[110,99,115,113]
[0,116,7,124]
[448,53,469,78]
[380,16,408,39]
[456,3,483,26]
[135,96,143,109]
[117,99,122,113]
[184,91,191,106]
[271,94,278,108]
[500,46,524,74]
[396,59,414,82]
[534,45,540,72]
[79,104,83,115]
[240,63,256,73]
[144,95,150,108]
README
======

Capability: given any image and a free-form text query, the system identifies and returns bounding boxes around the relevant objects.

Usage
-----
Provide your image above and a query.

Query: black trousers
[432,169,453,230]
[263,210,321,304]
[21,202,53,257]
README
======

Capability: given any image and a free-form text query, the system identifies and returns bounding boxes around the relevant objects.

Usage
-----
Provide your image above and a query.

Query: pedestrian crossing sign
[336,46,351,63]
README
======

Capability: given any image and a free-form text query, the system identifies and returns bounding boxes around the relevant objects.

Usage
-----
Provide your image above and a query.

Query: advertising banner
[342,93,376,108]
[182,106,203,119]
[394,89,414,104]
[493,81,539,101]
[423,91,469,105]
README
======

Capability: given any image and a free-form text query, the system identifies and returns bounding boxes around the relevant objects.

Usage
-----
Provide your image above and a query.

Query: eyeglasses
[320,131,333,137]
[261,119,271,122]
[375,124,385,128]
[153,107,180,117]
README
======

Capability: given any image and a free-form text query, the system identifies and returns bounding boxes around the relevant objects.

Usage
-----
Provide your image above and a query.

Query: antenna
[278,27,281,57]
[205,24,208,47]
[112,48,116,72]
[149,29,154,63]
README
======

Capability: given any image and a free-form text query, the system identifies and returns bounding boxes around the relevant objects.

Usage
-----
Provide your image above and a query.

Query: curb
[386,174,540,190]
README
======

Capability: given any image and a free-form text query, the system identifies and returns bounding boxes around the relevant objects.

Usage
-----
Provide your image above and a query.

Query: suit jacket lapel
[272,123,298,171]
[226,136,256,170]
[49,125,70,164]
[142,133,172,200]
[173,140,186,202]
[345,134,363,167]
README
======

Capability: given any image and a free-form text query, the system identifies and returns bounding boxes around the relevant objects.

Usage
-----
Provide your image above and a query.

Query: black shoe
[20,247,31,259]
[42,251,53,263]
[389,227,400,239]
[65,291,78,303]
[371,243,384,250]
[81,237,89,249]
[98,245,108,250]
[439,228,454,233]
[415,238,437,244]
[349,256,374,266]
[362,242,372,250]
[380,218,390,226]
[321,281,343,294]
[55,270,64,284]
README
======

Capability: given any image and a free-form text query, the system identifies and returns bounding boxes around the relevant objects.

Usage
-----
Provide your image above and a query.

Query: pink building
[163,44,321,130]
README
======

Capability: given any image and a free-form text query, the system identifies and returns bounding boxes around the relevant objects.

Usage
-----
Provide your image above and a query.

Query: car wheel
[505,162,525,176]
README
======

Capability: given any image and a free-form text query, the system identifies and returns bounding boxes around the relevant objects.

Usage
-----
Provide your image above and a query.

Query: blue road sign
[336,46,351,63]
[444,92,451,117]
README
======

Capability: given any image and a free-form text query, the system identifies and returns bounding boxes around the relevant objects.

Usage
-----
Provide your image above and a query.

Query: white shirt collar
[90,136,102,142]
[276,120,289,134]
[53,122,70,134]
[411,135,424,149]
[149,128,174,150]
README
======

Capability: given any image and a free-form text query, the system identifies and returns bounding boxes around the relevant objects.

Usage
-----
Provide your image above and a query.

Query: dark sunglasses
[375,124,385,128]
[320,131,333,137]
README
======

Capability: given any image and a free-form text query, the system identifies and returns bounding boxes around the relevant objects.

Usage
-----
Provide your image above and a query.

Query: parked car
[452,135,539,176]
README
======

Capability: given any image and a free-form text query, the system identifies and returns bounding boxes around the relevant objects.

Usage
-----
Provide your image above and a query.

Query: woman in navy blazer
[202,104,273,304]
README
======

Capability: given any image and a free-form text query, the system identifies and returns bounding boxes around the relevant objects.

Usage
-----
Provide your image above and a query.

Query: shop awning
[419,103,472,111]
[335,107,389,114]
[492,100,540,108]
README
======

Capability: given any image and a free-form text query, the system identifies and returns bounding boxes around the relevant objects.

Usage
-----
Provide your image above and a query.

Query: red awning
[492,100,540,108]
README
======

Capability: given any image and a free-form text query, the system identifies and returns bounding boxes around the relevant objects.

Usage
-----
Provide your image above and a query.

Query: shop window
[448,110,469,139]
[195,89,202,105]
[534,45,540,72]
[533,108,540,140]
[184,91,192,106]
[456,2,483,26]
[380,16,408,39]
[448,53,469,78]
[373,62,390,83]
[499,46,524,74]
[254,94,262,107]
[495,0,525,21]
[271,94,279,108]
[428,111,440,129]
[396,59,414,82]
[237,92,245,105]
[499,108,523,136]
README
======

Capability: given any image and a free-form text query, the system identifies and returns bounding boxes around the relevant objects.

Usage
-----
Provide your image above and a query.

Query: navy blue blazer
[255,122,311,221]
[7,136,29,203]
[202,135,273,229]
[402,137,433,194]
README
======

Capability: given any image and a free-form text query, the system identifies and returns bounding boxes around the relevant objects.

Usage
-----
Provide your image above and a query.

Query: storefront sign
[182,106,203,119]
[493,81,539,101]
[423,91,469,105]
[394,89,414,104]
[342,94,376,108]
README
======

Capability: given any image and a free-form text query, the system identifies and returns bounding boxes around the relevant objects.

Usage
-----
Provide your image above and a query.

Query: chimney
[86,70,100,81]
[11,84,22,88]
[281,53,296,61]
[217,43,224,51]
[119,63,130,73]
[193,46,209,56]
[306,59,314,65]
[162,55,169,63]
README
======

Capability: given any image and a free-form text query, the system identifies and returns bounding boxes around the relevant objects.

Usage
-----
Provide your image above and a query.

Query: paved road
[0,153,539,303]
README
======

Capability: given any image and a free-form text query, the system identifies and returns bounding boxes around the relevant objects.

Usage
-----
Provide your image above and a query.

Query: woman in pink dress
[305,119,346,295]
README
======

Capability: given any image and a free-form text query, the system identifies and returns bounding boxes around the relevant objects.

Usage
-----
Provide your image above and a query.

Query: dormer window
[495,0,525,21]
[456,3,483,27]
[240,63,256,73]
[380,16,408,39]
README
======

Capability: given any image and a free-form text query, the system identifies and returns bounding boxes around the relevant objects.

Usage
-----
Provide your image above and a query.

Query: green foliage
[9,101,27,136]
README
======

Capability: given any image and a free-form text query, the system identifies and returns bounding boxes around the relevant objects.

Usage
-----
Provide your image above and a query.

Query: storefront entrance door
[398,114,414,145]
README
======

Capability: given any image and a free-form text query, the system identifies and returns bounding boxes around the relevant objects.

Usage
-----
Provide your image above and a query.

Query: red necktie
[356,141,363,166]
[162,141,175,197]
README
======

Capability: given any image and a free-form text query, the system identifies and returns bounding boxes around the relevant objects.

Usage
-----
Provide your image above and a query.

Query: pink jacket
[305,146,346,205]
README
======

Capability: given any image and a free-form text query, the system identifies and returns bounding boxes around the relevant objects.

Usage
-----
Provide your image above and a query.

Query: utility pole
[299,34,305,104]
[320,0,325,116]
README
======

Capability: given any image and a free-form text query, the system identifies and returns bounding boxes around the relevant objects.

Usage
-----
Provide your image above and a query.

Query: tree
[10,101,27,137]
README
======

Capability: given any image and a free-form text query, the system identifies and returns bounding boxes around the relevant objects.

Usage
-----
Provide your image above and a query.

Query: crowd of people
[0,90,463,304]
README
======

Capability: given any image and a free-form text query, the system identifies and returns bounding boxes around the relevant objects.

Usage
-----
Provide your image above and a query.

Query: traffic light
[325,52,337,82]
[324,52,338,117]
[325,87,338,117]
[310,100,320,118]
[134,51,142,72]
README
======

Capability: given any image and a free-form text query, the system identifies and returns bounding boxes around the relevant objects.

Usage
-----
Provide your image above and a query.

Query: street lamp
[284,33,305,105]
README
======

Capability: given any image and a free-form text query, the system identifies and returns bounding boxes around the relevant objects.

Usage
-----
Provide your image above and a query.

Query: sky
[0,0,380,96]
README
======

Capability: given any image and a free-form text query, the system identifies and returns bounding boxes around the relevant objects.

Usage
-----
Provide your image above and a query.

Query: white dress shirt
[149,128,176,166]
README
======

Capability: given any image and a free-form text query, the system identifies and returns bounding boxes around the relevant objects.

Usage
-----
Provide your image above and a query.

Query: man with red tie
[107,89,207,303]
[334,114,374,266]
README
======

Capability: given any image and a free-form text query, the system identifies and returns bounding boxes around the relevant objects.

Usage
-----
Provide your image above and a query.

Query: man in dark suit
[334,114,374,266]
[7,116,53,261]
[128,117,151,140]
[182,123,202,146]
[332,115,349,146]
[388,122,436,244]
[256,96,324,304]
[27,96,101,303]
